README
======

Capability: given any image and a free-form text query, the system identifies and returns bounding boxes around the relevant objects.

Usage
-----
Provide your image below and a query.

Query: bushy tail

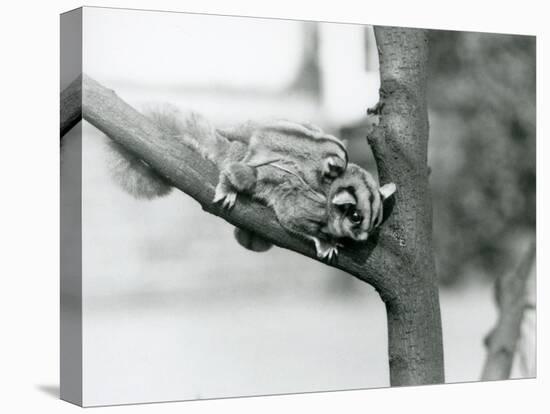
[107,140,173,199]
[106,105,229,199]
[148,106,230,164]
[233,228,273,252]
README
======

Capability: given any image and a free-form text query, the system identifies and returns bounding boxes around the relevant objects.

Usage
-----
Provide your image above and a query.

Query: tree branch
[65,74,396,293]
[481,240,536,381]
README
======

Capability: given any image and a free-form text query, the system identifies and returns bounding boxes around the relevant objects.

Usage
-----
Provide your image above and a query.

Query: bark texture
[369,27,444,385]
[61,26,444,386]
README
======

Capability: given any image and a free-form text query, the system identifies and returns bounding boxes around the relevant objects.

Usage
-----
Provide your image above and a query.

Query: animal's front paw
[322,156,346,179]
[213,184,237,209]
[323,245,339,262]
[311,237,339,262]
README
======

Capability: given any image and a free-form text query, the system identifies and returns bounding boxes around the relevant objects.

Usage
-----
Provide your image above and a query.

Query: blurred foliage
[427,30,536,285]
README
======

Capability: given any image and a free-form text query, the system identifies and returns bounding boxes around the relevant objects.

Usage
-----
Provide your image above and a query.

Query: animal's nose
[357,232,369,241]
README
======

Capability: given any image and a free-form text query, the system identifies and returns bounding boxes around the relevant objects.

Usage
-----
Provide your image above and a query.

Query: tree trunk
[369,27,445,385]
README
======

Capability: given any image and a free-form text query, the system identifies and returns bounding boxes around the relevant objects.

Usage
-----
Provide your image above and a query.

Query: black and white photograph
[59,5,536,408]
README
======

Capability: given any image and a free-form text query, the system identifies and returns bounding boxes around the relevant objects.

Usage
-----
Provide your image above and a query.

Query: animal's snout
[356,232,369,241]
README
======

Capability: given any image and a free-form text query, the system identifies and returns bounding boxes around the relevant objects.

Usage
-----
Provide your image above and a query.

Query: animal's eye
[349,211,363,224]
[335,204,351,217]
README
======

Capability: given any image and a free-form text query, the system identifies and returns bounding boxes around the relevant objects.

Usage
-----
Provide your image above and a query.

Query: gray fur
[213,119,348,256]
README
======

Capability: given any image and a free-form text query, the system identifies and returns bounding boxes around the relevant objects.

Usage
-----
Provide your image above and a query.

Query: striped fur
[324,164,396,242]
[213,119,349,254]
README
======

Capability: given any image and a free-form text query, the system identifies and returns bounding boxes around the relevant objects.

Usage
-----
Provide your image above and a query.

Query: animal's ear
[331,189,356,206]
[341,139,349,149]
[379,183,396,201]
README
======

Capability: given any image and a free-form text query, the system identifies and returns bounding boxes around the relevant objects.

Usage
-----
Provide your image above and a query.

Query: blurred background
[69,7,535,406]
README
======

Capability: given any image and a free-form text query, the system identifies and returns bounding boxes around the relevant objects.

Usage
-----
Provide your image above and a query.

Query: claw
[326,245,339,263]
[310,237,339,262]
[213,184,237,210]
[213,185,226,203]
[222,192,237,209]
